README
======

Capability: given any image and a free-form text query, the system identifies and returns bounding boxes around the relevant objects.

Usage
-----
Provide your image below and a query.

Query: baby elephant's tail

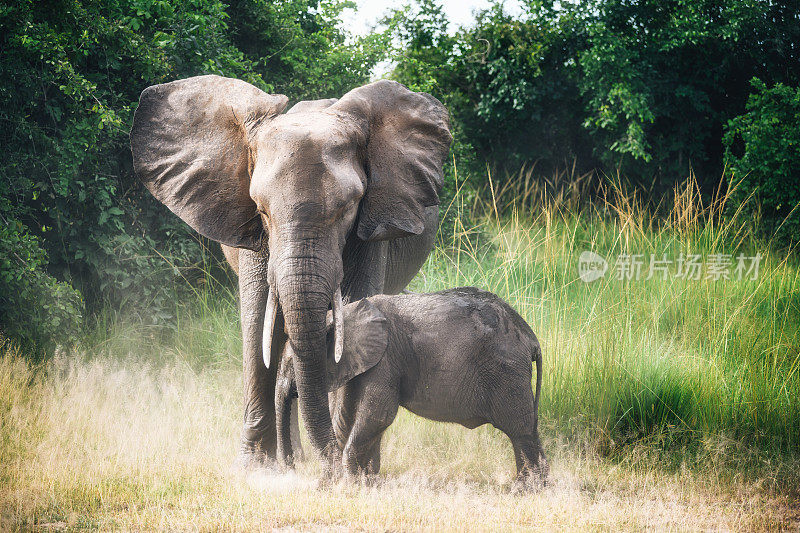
[531,339,542,427]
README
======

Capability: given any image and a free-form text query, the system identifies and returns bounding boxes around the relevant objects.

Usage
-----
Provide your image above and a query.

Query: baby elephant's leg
[492,385,548,492]
[331,386,358,452]
[343,383,398,478]
[510,433,547,492]
[365,437,382,476]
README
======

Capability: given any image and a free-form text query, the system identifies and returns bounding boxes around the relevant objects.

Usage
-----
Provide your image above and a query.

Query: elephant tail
[531,339,542,428]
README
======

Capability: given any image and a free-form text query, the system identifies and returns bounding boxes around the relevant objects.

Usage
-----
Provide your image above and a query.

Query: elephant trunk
[273,254,341,461]
[263,284,343,369]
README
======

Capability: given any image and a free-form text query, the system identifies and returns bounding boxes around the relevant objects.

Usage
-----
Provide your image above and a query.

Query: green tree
[227,0,388,99]
[385,0,455,94]
[387,1,593,179]
[580,0,800,188]
[0,214,81,358]
[388,0,800,192]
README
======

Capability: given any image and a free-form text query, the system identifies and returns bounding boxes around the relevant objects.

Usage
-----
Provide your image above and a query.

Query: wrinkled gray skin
[130,75,451,473]
[275,288,548,490]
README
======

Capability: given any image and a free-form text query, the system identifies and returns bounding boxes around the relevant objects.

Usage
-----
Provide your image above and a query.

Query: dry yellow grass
[1,349,796,531]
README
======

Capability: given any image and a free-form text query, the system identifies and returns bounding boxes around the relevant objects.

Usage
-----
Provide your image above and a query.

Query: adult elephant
[130,75,451,472]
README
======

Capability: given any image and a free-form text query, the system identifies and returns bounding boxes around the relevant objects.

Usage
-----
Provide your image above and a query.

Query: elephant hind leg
[487,374,547,491]
[509,434,548,493]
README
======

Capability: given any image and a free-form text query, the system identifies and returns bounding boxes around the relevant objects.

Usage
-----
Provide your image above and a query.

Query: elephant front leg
[238,248,282,467]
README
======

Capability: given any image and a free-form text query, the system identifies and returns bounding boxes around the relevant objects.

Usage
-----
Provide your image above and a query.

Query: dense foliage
[386,1,593,178]
[580,0,800,187]
[2,0,799,354]
[0,0,383,354]
[0,217,81,357]
[724,79,800,246]
[387,0,800,191]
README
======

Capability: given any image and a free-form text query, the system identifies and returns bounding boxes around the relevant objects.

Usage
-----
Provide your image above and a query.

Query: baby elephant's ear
[326,299,388,391]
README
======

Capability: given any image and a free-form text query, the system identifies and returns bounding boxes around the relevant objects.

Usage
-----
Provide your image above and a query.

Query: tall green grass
[82,166,800,453]
[416,167,800,453]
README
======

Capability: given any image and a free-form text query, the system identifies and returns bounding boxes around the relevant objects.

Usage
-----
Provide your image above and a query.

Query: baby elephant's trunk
[275,351,297,467]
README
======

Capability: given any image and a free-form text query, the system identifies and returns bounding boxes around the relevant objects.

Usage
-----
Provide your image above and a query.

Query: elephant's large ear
[130,75,288,250]
[325,299,388,391]
[332,80,452,242]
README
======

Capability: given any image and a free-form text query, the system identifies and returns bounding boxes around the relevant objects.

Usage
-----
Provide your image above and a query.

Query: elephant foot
[339,468,380,489]
[510,460,549,494]
[233,439,279,472]
[511,475,545,494]
[315,442,344,487]
[233,451,271,471]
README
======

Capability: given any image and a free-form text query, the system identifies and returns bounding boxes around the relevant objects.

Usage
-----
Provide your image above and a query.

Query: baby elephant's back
[372,287,539,426]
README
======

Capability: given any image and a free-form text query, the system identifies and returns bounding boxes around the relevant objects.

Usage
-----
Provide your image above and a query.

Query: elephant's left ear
[325,299,388,391]
[332,80,452,242]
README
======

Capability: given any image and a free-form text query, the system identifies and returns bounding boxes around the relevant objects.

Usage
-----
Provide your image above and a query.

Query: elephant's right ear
[325,299,388,391]
[130,75,288,250]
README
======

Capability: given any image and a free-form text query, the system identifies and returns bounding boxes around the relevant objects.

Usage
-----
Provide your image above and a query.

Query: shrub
[724,79,800,247]
[0,216,82,358]
[387,0,800,190]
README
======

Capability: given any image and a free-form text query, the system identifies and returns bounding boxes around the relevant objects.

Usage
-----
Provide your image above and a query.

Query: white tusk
[263,286,278,369]
[332,286,344,363]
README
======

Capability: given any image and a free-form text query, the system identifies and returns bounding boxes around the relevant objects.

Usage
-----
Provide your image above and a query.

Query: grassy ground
[2,174,799,530]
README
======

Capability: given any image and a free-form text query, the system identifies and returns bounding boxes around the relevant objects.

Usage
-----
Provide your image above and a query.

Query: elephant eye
[331,197,359,221]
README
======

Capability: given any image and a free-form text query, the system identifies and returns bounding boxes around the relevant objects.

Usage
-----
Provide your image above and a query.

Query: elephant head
[130,75,451,457]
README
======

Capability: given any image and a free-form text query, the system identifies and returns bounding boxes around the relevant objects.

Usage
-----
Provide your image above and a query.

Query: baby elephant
[275,287,547,490]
